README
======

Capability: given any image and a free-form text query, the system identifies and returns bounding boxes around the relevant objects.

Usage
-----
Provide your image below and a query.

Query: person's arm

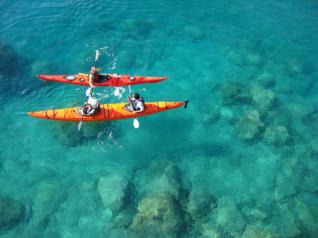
[88,73,94,87]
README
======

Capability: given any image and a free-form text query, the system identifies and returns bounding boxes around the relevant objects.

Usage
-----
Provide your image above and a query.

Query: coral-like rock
[186,191,216,222]
[183,25,204,40]
[221,81,251,105]
[130,193,182,238]
[120,19,153,39]
[310,138,318,155]
[0,195,25,230]
[274,174,296,201]
[0,41,22,77]
[270,203,301,237]
[31,182,67,227]
[285,100,313,120]
[220,107,234,122]
[301,172,318,193]
[286,58,303,76]
[116,49,136,69]
[98,174,128,213]
[235,110,264,141]
[134,160,180,199]
[242,206,268,223]
[111,207,136,229]
[227,50,244,66]
[0,41,28,98]
[242,225,277,238]
[209,197,246,237]
[245,53,262,66]
[206,105,221,123]
[256,71,275,88]
[201,222,222,238]
[251,84,275,113]
[295,193,318,237]
[263,125,289,146]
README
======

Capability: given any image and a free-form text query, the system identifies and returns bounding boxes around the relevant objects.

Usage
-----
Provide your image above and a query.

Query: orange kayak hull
[38,74,167,86]
[28,102,185,121]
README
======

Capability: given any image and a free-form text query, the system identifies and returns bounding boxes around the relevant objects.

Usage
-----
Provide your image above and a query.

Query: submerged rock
[235,110,264,141]
[120,19,153,39]
[285,100,313,120]
[111,206,136,229]
[130,193,182,238]
[54,125,84,147]
[221,81,251,105]
[242,225,277,238]
[134,160,181,199]
[263,125,290,146]
[251,84,275,113]
[116,49,136,69]
[245,53,262,66]
[286,58,304,76]
[273,174,296,201]
[227,50,244,66]
[131,160,189,237]
[243,207,268,223]
[31,182,67,228]
[270,203,301,237]
[183,25,204,40]
[256,71,275,88]
[201,222,222,238]
[309,138,318,155]
[295,193,318,237]
[202,105,221,123]
[209,197,246,237]
[220,107,234,122]
[98,174,128,214]
[186,191,217,222]
[0,41,22,77]
[0,41,26,98]
[0,195,25,230]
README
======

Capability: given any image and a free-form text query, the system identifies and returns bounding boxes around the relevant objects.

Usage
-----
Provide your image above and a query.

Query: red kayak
[38,73,167,87]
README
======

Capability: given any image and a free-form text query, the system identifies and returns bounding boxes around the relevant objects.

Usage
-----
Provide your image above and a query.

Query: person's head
[131,92,140,99]
[90,66,96,73]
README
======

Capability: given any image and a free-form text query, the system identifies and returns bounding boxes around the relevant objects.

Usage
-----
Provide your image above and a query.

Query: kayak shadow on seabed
[49,120,120,147]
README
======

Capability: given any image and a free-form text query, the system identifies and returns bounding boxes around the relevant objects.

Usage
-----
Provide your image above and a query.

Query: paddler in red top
[88,66,101,87]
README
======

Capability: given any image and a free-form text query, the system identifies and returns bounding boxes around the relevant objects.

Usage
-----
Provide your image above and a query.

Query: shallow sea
[0,0,318,237]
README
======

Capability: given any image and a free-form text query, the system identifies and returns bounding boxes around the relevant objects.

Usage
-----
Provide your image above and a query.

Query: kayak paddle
[78,50,100,131]
[128,85,140,129]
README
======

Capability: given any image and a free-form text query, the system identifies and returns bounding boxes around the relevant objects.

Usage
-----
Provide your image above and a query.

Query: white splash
[112,87,125,99]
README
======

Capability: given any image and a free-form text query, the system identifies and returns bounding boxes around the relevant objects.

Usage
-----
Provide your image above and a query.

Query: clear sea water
[1,0,318,237]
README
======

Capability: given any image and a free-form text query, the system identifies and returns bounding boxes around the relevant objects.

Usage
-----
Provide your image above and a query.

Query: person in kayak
[78,90,100,116]
[125,92,145,112]
[88,66,101,87]
[89,66,112,86]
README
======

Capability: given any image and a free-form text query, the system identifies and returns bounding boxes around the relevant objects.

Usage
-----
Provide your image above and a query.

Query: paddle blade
[78,121,83,131]
[95,50,100,62]
[133,118,139,129]
[86,87,93,97]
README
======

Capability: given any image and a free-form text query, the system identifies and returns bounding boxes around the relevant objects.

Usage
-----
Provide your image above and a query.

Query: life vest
[132,97,144,111]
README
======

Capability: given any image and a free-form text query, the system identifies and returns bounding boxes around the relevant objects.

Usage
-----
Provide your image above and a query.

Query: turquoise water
[1,0,318,237]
